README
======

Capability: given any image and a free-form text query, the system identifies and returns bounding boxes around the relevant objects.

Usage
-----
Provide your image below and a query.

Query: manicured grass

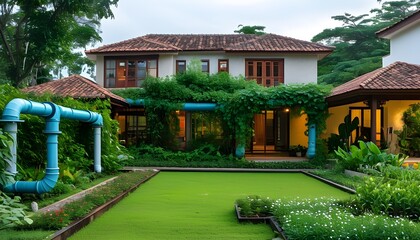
[70,172,351,240]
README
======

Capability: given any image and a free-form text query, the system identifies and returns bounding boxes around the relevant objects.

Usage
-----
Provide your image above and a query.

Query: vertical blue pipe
[235,144,245,158]
[93,127,102,173]
[2,122,19,175]
[307,124,316,159]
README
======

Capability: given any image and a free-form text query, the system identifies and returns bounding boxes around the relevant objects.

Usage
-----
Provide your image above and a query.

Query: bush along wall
[0,84,126,175]
[113,67,331,155]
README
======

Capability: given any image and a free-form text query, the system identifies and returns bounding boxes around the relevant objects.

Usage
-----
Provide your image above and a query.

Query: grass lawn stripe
[70,172,351,240]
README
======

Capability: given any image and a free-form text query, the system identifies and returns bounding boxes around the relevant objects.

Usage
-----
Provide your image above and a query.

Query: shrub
[0,193,33,230]
[235,195,274,217]
[335,141,407,171]
[352,176,420,220]
[273,198,420,239]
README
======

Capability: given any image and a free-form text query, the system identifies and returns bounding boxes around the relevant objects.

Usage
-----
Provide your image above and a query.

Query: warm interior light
[284,108,290,112]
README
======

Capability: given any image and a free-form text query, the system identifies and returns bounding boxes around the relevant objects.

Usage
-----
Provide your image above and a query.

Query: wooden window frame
[176,60,187,74]
[201,59,210,73]
[104,56,158,88]
[245,59,284,87]
[218,59,229,73]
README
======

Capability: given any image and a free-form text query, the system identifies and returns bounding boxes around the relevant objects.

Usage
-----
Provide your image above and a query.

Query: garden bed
[234,204,287,240]
[50,170,159,239]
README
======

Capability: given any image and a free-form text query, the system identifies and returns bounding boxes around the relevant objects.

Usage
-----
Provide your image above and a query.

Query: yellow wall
[325,100,420,153]
[289,112,308,147]
[324,102,365,139]
[384,100,419,152]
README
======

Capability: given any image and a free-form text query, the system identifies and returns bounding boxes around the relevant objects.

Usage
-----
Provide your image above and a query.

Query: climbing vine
[113,69,331,154]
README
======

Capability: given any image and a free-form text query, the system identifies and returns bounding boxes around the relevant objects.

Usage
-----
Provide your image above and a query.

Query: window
[218,59,229,73]
[245,59,284,87]
[350,107,383,145]
[176,60,186,74]
[105,57,157,88]
[201,60,209,73]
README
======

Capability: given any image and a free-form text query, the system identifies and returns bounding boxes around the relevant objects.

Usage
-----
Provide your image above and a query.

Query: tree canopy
[234,25,266,35]
[313,0,420,86]
[0,0,119,87]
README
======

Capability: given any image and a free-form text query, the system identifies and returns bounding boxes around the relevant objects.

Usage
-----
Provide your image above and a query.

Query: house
[85,34,333,155]
[325,10,420,153]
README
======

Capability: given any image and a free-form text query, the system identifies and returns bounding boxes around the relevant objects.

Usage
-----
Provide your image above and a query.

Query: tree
[234,25,266,35]
[0,0,118,87]
[312,0,419,86]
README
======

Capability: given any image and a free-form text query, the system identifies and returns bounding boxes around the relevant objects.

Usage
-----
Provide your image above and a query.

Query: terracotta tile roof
[86,34,333,54]
[327,62,420,106]
[377,10,420,38]
[23,75,127,106]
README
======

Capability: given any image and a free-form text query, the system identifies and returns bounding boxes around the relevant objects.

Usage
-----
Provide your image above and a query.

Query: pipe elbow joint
[92,113,103,127]
[2,98,29,121]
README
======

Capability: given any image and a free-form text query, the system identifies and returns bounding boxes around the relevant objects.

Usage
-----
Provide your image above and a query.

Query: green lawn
[70,172,351,240]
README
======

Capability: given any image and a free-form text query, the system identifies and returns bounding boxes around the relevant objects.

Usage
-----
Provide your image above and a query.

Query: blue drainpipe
[0,98,103,194]
[307,124,316,159]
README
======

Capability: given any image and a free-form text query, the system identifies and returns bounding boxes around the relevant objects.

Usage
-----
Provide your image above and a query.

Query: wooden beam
[370,98,377,144]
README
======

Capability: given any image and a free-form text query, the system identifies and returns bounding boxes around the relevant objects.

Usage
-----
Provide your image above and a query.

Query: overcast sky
[96,0,381,46]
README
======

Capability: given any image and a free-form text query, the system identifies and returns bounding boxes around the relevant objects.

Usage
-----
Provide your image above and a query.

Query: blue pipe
[1,98,103,194]
[307,124,316,159]
[126,98,217,111]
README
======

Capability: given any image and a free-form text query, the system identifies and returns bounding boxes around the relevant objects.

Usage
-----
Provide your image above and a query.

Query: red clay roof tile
[329,61,420,97]
[86,34,334,54]
[23,75,127,105]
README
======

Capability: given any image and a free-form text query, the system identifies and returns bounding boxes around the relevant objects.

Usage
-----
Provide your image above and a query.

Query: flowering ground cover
[70,172,351,240]
[274,198,420,239]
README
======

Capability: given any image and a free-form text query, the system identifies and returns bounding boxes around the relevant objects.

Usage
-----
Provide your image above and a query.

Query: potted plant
[289,145,307,157]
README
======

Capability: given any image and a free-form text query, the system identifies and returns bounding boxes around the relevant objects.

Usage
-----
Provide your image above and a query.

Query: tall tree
[234,25,266,35]
[312,0,419,86]
[0,0,118,87]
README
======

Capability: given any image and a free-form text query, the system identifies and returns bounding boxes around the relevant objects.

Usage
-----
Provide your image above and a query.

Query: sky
[95,0,381,47]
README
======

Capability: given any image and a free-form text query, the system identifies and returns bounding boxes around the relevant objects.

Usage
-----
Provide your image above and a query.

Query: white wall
[95,52,320,87]
[383,25,420,66]
[173,52,319,84]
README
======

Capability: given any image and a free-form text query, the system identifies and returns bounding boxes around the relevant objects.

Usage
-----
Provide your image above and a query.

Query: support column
[2,121,19,175]
[370,98,377,144]
[93,127,102,173]
[307,124,316,159]
[185,112,192,148]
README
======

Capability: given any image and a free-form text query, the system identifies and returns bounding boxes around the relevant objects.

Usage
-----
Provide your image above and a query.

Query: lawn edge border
[302,171,356,194]
[49,170,160,240]
[235,204,287,240]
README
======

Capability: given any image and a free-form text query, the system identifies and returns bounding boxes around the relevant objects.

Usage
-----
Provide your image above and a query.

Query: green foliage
[274,198,420,239]
[0,193,33,230]
[0,0,118,86]
[127,144,318,169]
[313,1,419,85]
[235,195,274,217]
[115,70,331,153]
[396,103,420,156]
[352,174,420,220]
[234,25,266,35]
[0,128,13,187]
[335,141,407,171]
[327,114,359,152]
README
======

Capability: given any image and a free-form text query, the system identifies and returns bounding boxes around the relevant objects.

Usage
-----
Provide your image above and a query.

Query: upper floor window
[105,57,157,88]
[245,59,284,87]
[176,60,186,74]
[201,60,209,73]
[218,59,229,73]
